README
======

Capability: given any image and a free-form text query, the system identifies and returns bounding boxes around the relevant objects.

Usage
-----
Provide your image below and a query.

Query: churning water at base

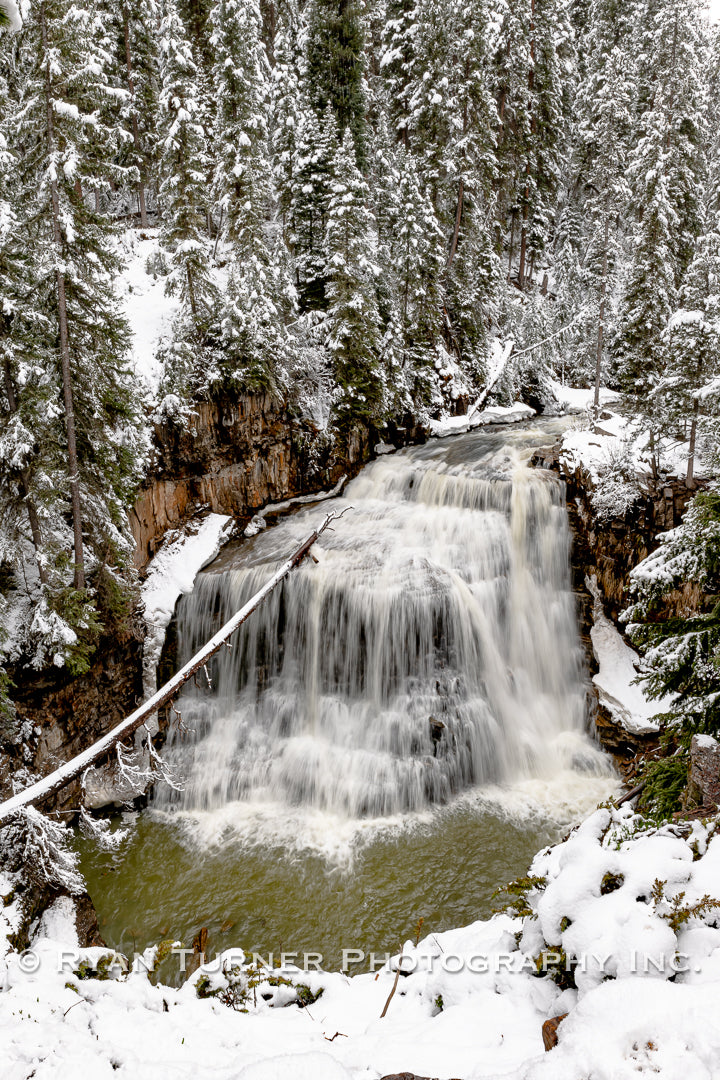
[155,422,611,824]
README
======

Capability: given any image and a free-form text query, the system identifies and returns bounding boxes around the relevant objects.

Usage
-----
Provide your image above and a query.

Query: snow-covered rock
[429,401,535,439]
[587,576,669,735]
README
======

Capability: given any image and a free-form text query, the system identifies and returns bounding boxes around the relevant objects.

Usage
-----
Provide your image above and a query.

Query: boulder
[542,1013,568,1051]
[686,734,720,811]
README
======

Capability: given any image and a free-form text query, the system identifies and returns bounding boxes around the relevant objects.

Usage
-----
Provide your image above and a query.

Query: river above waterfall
[78,418,617,974]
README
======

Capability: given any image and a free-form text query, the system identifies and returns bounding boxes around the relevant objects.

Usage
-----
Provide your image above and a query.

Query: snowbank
[429,401,535,439]
[116,231,180,397]
[4,805,720,1078]
[549,381,620,413]
[587,577,670,735]
[559,408,705,484]
[141,513,233,699]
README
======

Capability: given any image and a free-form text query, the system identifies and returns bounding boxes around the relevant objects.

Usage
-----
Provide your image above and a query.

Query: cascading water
[155,425,609,822]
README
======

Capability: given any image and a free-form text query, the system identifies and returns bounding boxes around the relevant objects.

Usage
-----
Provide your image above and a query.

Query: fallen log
[0,509,347,824]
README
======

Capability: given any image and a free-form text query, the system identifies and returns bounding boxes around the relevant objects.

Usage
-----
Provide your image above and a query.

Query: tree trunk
[518,0,536,293]
[0,511,345,823]
[518,201,528,289]
[508,210,516,281]
[41,1,85,591]
[447,178,464,270]
[123,7,149,228]
[2,360,48,585]
[593,212,609,413]
[687,396,699,484]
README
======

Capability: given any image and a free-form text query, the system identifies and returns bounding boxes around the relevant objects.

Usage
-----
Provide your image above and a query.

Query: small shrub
[294,983,323,1008]
[638,754,688,820]
[651,878,720,932]
[600,872,624,895]
[493,875,547,917]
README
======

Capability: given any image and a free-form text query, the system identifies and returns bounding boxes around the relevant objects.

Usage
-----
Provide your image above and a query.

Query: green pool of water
[76,799,568,983]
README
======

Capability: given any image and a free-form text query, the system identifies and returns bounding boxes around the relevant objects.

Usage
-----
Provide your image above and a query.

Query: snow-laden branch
[0,509,348,823]
[467,339,514,418]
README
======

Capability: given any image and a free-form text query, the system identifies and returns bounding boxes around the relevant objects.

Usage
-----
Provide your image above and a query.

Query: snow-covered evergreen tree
[1,0,147,672]
[614,0,707,472]
[209,0,271,250]
[291,102,337,309]
[117,0,161,226]
[662,215,720,481]
[324,128,383,423]
[573,0,635,407]
[158,0,215,325]
[624,483,720,737]
[494,0,573,289]
[305,0,368,164]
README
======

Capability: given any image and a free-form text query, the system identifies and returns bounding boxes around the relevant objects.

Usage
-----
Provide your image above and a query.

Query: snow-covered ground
[549,381,621,413]
[116,230,179,398]
[429,401,536,438]
[559,407,705,483]
[141,513,233,698]
[3,803,720,1078]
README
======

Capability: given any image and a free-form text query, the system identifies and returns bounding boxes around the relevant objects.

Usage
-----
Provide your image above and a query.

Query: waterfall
[155,427,609,820]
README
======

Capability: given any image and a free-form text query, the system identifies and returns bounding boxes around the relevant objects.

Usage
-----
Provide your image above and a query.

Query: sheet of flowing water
[78,419,617,975]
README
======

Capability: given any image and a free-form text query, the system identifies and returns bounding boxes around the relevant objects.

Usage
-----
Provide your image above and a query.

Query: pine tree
[118,0,161,227]
[614,0,707,471]
[494,0,573,289]
[157,0,216,394]
[2,0,146,670]
[305,0,368,164]
[209,0,271,249]
[663,216,720,482]
[9,0,145,589]
[324,128,383,422]
[624,483,720,737]
[381,0,418,149]
[387,146,445,400]
[575,0,635,408]
[291,102,337,308]
[271,0,305,246]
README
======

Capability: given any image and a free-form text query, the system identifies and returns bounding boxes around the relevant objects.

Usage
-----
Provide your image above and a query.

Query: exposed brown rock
[532,444,702,773]
[130,393,423,568]
[685,734,720,812]
[542,1012,568,1051]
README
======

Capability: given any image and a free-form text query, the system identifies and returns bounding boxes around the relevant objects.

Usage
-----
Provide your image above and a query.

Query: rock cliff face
[5,624,145,815]
[130,394,421,567]
[532,445,701,767]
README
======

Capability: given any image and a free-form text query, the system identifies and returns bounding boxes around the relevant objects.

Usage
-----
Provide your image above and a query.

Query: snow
[559,408,706,484]
[0,0,21,31]
[4,805,720,1078]
[549,381,621,412]
[141,513,233,699]
[242,475,348,539]
[587,576,671,734]
[116,230,180,397]
[429,401,535,438]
